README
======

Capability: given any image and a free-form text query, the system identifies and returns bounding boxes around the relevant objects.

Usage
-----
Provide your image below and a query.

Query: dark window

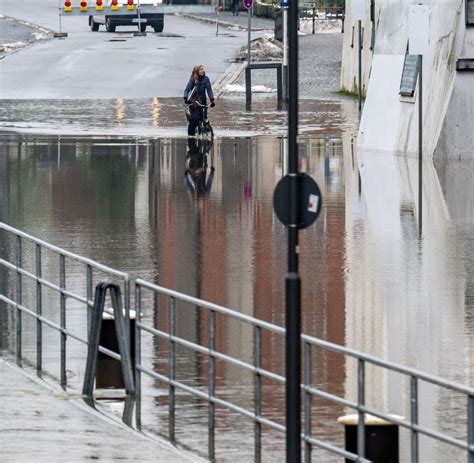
[467,0,474,26]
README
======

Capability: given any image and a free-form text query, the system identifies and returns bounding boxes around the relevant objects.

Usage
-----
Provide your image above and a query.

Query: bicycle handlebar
[187,101,212,108]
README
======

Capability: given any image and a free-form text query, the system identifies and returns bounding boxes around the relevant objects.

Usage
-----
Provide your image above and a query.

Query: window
[467,0,474,26]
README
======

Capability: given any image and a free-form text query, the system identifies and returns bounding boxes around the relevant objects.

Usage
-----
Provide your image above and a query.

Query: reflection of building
[147,136,348,437]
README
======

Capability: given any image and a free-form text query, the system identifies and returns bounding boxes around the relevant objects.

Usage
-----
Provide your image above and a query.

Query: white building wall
[342,0,472,159]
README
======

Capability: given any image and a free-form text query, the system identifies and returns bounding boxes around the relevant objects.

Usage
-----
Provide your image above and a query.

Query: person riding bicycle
[183,65,215,137]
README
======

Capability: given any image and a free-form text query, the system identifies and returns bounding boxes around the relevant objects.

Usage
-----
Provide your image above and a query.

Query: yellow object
[80,5,88,12]
[95,5,104,11]
[64,6,73,12]
[127,3,135,10]
[111,4,120,10]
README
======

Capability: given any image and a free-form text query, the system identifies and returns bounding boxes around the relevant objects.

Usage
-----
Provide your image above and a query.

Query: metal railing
[1,223,473,462]
[134,279,474,463]
[0,222,130,386]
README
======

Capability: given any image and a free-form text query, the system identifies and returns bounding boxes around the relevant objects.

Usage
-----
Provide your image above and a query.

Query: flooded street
[0,97,473,461]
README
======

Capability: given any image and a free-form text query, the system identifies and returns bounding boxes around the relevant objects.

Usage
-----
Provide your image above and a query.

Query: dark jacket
[184,75,214,105]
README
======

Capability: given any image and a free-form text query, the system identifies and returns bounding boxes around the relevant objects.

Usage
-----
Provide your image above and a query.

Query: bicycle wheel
[203,122,214,139]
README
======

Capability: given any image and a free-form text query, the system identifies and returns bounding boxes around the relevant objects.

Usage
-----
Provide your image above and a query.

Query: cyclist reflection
[184,137,215,198]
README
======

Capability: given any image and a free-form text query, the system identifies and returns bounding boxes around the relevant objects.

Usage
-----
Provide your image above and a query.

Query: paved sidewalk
[183,10,274,31]
[0,359,200,463]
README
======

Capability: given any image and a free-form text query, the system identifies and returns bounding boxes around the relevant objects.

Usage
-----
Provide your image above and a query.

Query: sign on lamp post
[409,3,429,238]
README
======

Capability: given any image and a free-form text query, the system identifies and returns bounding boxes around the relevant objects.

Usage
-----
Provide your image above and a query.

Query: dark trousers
[232,1,239,15]
[188,108,202,136]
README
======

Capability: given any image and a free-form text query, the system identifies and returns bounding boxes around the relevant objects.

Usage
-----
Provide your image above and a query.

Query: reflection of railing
[135,279,474,462]
[1,222,473,462]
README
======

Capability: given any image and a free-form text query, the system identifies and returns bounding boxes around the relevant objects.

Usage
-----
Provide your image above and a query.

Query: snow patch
[225,84,276,93]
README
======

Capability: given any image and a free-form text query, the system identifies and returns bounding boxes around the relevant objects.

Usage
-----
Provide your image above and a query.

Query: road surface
[0,0,255,98]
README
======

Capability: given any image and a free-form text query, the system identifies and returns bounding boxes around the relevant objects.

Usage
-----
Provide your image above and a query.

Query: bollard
[96,309,136,389]
[338,414,404,463]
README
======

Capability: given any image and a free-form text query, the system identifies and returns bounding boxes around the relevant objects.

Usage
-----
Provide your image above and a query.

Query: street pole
[248,8,251,65]
[283,6,288,101]
[418,55,423,238]
[54,0,68,38]
[287,0,301,459]
[358,19,362,113]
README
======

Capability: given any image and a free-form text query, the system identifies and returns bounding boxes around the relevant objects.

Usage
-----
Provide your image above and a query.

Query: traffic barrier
[61,1,215,15]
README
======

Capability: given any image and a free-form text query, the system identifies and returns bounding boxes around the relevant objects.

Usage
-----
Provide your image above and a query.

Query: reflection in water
[0,132,472,461]
[184,138,215,199]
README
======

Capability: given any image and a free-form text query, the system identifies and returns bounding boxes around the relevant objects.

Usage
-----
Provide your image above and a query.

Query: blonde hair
[190,64,205,80]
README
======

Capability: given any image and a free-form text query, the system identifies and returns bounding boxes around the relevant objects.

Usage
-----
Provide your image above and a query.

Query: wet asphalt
[1,11,346,100]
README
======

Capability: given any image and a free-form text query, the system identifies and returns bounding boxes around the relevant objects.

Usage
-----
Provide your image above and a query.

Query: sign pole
[287,0,300,459]
[247,6,251,64]
[352,0,366,113]
[418,55,423,238]
[283,2,288,100]
[358,19,362,112]
[409,3,429,238]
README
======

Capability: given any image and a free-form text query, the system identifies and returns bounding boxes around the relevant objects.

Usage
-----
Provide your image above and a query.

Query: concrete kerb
[213,61,248,96]
[180,13,273,32]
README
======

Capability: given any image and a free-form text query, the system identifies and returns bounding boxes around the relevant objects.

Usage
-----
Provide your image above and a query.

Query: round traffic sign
[273,173,322,229]
[243,0,253,10]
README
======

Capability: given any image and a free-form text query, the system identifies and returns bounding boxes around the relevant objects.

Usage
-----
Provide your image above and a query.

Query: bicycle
[188,101,214,139]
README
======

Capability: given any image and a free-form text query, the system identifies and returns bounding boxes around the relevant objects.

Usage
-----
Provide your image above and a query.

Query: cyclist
[183,65,215,137]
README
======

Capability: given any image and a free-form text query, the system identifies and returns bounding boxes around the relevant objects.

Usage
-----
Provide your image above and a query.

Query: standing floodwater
[0,122,472,461]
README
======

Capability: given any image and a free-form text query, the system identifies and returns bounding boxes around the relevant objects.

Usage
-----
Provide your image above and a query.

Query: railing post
[410,376,419,463]
[135,283,142,429]
[357,359,365,459]
[304,342,312,463]
[59,254,67,387]
[254,325,262,463]
[246,66,252,110]
[86,264,93,339]
[208,309,216,461]
[15,235,22,367]
[277,64,283,103]
[36,244,42,373]
[468,394,474,463]
[169,296,176,443]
